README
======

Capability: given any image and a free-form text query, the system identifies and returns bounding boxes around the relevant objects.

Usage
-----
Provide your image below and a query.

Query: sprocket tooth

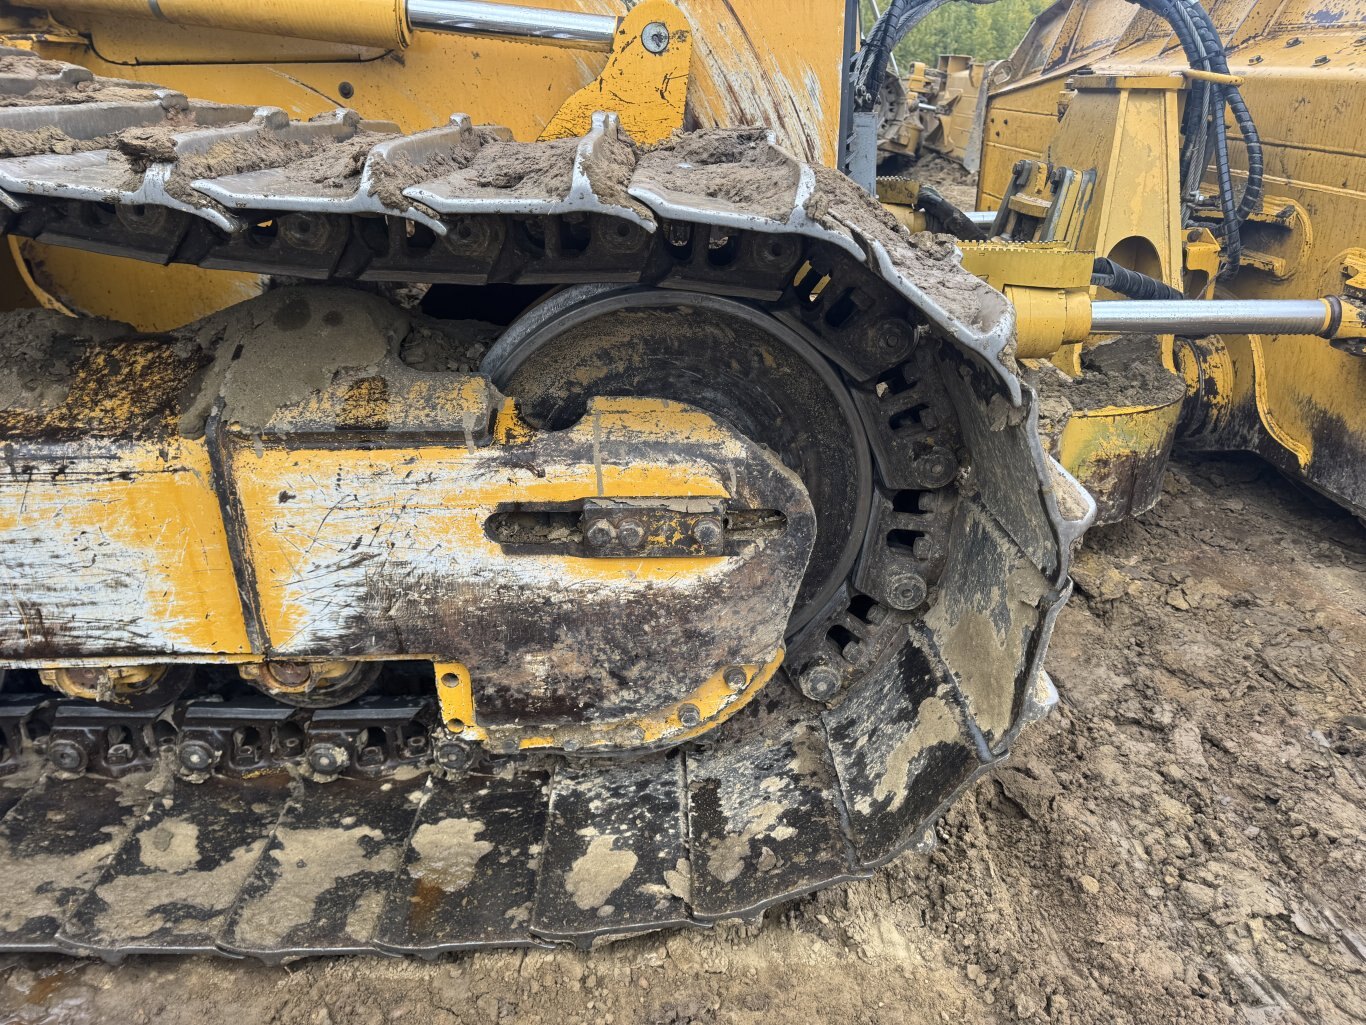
[375,771,552,956]
[218,774,427,963]
[0,772,155,952]
[685,687,866,922]
[57,773,291,959]
[821,637,986,868]
[531,757,695,945]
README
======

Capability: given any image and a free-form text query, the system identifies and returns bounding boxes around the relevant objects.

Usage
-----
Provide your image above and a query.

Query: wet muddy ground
[2,450,1361,1025]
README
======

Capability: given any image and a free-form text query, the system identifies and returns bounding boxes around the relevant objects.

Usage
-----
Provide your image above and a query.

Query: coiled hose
[1091,257,1185,300]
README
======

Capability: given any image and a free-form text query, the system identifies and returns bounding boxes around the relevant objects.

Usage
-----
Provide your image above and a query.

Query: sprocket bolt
[307,742,345,775]
[678,703,702,728]
[887,573,928,611]
[799,665,840,703]
[48,739,86,773]
[177,739,215,772]
[722,666,748,691]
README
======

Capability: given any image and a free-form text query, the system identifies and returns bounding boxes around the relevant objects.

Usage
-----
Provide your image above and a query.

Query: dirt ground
[1,452,1361,1025]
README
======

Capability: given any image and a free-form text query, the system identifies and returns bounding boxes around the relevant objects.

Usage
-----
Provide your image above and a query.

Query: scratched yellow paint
[1058,400,1181,464]
[434,661,476,728]
[230,443,730,649]
[0,440,251,654]
[541,0,691,146]
[265,372,495,432]
[633,654,779,744]
[484,652,782,751]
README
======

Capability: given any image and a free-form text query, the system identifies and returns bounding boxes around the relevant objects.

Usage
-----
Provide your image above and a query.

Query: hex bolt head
[799,665,841,703]
[585,519,617,549]
[177,739,215,772]
[106,742,134,766]
[641,20,670,53]
[874,321,913,359]
[722,666,749,692]
[692,516,724,547]
[678,703,702,728]
[307,742,345,775]
[918,450,958,487]
[434,739,474,773]
[616,518,646,549]
[48,739,86,773]
[887,573,928,611]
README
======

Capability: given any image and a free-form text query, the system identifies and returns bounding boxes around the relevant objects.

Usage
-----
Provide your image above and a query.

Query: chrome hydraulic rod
[406,0,618,48]
[43,0,619,51]
[1089,298,1346,338]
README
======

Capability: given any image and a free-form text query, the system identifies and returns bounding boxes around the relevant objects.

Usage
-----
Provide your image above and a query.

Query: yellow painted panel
[17,239,264,332]
[0,440,252,655]
[230,443,730,649]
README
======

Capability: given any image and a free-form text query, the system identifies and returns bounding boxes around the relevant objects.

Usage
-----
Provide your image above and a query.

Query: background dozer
[0,0,1357,964]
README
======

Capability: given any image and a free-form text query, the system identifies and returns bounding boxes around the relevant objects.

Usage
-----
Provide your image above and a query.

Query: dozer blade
[0,53,1094,960]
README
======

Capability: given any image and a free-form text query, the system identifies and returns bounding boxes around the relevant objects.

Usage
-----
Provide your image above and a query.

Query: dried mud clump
[0,307,135,410]
[1024,334,1188,444]
[365,126,499,212]
[469,137,579,197]
[639,128,797,222]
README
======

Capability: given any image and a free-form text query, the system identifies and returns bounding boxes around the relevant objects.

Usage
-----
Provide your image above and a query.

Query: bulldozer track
[0,52,1091,961]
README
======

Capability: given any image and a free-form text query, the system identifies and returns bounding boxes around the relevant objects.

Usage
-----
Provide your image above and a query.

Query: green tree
[861,0,1055,68]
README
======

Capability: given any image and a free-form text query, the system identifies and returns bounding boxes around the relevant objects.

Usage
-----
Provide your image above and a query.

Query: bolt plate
[580,498,727,557]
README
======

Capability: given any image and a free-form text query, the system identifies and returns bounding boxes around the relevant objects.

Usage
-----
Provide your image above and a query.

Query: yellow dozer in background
[877,54,997,174]
[0,0,1356,962]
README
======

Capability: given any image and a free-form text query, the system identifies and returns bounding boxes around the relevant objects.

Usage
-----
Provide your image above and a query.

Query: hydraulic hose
[916,185,990,241]
[1124,0,1264,277]
[1091,258,1185,300]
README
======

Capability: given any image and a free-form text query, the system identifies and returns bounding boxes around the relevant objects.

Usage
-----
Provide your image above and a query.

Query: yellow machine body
[977,0,1366,516]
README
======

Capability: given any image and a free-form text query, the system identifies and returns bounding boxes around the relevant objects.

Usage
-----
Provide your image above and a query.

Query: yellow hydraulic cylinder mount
[44,0,413,48]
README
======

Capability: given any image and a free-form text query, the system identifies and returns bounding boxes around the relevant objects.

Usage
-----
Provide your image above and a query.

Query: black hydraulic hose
[1124,0,1260,275]
[852,0,919,112]
[1179,1,1265,221]
[915,185,989,240]
[1209,101,1243,272]
[1226,85,1264,221]
[1091,257,1185,300]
